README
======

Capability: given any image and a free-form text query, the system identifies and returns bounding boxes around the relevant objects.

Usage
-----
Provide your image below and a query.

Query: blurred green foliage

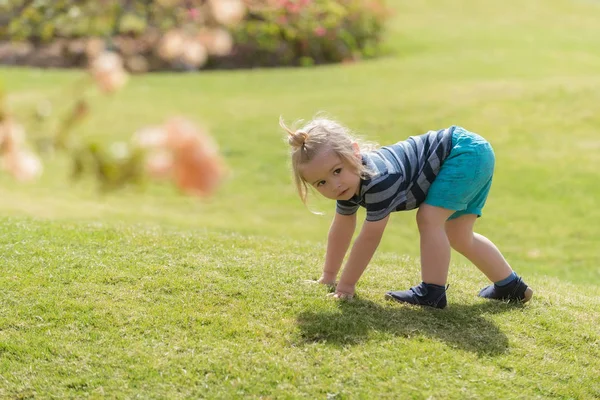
[228,0,388,66]
[0,0,389,68]
[1,0,187,41]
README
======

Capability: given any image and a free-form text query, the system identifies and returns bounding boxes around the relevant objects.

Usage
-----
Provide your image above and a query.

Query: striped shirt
[336,126,455,221]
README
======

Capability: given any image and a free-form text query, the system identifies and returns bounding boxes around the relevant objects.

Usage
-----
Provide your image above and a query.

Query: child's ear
[352,142,361,159]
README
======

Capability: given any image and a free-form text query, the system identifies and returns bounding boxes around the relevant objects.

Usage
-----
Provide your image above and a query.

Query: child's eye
[316,180,326,187]
[333,168,342,175]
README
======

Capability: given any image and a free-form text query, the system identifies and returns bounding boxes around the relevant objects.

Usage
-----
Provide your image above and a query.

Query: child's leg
[445,214,533,302]
[445,214,513,282]
[385,204,454,309]
[416,204,456,286]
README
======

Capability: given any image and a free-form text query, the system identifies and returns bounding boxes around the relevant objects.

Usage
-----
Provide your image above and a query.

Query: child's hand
[327,282,355,300]
[327,291,354,300]
[302,277,336,292]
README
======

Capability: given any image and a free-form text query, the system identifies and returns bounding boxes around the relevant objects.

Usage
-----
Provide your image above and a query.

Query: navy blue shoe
[385,282,448,309]
[478,277,533,303]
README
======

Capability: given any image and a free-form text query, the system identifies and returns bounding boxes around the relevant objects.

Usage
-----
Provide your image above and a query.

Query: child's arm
[320,212,357,284]
[334,215,390,298]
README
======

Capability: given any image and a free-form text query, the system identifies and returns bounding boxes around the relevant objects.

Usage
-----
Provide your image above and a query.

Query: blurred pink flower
[0,118,25,155]
[164,117,227,197]
[146,151,174,178]
[85,38,106,60]
[188,7,200,21]
[0,118,43,182]
[134,118,227,198]
[1,150,43,182]
[209,0,247,26]
[197,28,234,56]
[89,51,128,94]
[157,30,186,61]
[2,150,42,181]
[314,26,326,37]
[181,39,208,68]
[276,0,312,13]
[134,126,168,148]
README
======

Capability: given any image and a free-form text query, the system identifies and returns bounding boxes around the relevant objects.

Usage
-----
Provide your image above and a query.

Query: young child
[281,116,533,308]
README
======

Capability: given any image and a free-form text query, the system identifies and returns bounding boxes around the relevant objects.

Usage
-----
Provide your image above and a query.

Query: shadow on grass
[296,298,524,356]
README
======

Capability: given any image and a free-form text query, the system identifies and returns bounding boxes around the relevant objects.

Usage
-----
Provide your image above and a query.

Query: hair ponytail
[280,116,308,149]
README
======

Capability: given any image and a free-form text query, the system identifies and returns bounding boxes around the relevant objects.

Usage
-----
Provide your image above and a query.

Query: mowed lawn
[1,0,599,398]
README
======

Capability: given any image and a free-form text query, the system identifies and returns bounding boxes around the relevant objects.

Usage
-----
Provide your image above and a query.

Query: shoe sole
[384,293,397,302]
[388,289,533,303]
[384,293,447,309]
[522,287,534,303]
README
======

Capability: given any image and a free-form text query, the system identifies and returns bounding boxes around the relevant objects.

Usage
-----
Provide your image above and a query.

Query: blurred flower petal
[0,118,26,155]
[181,40,208,69]
[147,151,174,178]
[85,38,106,60]
[2,150,43,182]
[164,117,204,150]
[209,0,247,26]
[89,51,128,94]
[157,30,185,61]
[133,117,226,198]
[133,126,168,148]
[198,28,233,57]
[173,146,226,197]
[165,117,226,197]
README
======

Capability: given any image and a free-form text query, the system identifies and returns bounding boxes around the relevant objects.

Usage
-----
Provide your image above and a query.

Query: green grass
[1,0,600,397]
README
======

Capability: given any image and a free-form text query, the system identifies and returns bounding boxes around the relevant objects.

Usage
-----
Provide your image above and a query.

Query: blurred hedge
[0,0,389,71]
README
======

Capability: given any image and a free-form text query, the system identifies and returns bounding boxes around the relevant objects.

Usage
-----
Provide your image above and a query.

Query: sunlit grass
[1,0,599,397]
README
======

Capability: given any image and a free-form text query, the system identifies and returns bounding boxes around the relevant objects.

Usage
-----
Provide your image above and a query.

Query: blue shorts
[424,126,495,220]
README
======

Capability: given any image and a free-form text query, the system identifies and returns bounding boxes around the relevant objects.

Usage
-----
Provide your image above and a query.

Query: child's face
[300,148,361,201]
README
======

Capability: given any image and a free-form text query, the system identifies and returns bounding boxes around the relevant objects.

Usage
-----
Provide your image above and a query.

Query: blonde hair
[280,115,378,204]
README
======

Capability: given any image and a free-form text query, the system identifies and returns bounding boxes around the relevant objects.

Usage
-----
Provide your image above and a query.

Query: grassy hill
[1,0,599,398]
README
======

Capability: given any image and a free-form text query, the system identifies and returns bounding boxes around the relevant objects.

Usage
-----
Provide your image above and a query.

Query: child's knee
[448,233,473,254]
[416,206,448,231]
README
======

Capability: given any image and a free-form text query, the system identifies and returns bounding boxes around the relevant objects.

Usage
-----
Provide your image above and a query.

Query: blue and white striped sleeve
[364,178,400,221]
[336,200,359,216]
